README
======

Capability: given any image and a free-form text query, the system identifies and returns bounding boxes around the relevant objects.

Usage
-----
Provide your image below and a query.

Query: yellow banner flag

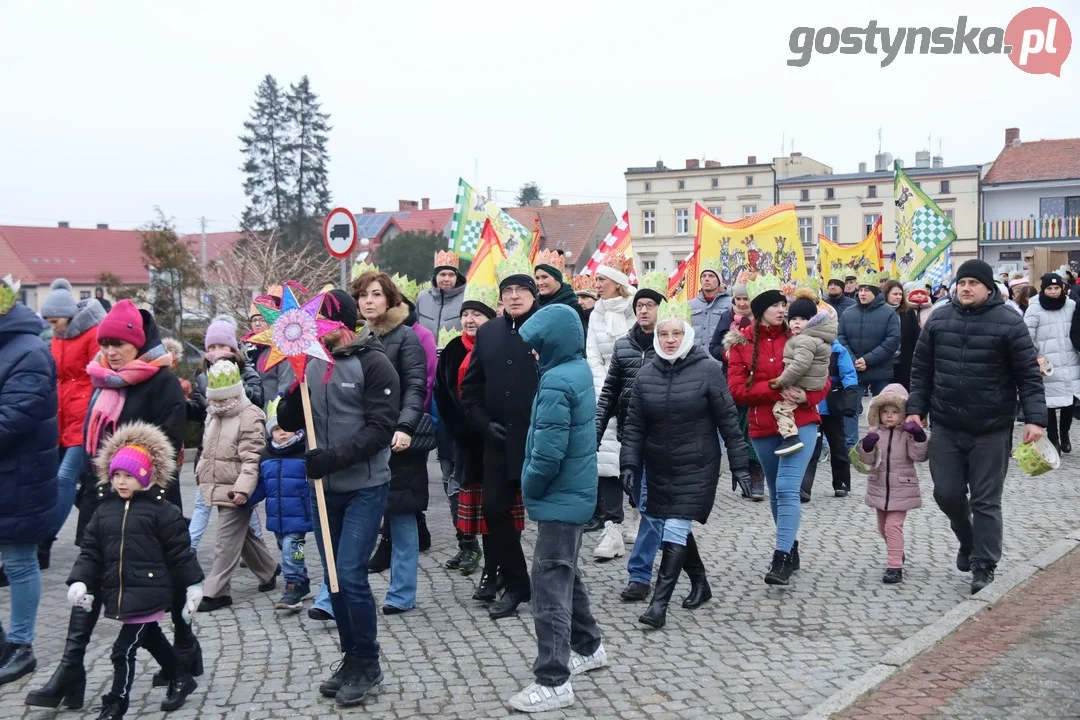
[689,204,807,297]
[817,217,883,280]
[892,162,956,278]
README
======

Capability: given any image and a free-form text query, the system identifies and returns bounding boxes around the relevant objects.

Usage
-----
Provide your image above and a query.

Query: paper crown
[0,274,20,315]
[746,274,782,300]
[464,281,499,311]
[534,248,564,272]
[437,327,462,350]
[637,270,669,295]
[699,256,722,278]
[656,298,692,324]
[858,267,889,286]
[207,359,241,390]
[599,250,635,279]
[351,260,380,281]
[391,274,425,304]
[434,250,459,269]
[497,248,534,284]
[570,275,598,296]
[265,395,280,421]
[735,270,750,285]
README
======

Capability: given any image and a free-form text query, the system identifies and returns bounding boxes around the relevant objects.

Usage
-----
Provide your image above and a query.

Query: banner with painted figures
[817,216,884,280]
[892,161,956,278]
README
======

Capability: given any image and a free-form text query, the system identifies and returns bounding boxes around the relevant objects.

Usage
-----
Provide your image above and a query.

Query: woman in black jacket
[620,300,751,629]
[353,271,430,615]
[883,280,920,390]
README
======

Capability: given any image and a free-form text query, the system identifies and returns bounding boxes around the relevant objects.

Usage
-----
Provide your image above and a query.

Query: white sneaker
[593,522,626,560]
[569,642,608,676]
[508,681,574,712]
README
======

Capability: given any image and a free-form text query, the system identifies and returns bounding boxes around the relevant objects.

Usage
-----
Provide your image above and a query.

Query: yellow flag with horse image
[687,203,808,297]
[892,161,956,278]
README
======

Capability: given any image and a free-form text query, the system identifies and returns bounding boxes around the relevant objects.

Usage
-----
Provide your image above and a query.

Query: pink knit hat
[96,299,145,348]
[109,444,154,487]
[204,314,239,351]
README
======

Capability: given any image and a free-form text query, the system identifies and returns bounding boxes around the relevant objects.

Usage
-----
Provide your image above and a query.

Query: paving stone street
[1,424,1079,719]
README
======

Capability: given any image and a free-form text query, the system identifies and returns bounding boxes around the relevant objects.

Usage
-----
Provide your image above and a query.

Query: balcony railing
[981,216,1080,242]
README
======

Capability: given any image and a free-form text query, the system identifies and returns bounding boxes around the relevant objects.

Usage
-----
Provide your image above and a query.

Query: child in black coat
[67,421,204,719]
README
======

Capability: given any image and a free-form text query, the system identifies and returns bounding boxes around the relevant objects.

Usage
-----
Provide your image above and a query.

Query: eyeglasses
[501,286,529,298]
[635,301,658,310]
[658,330,685,340]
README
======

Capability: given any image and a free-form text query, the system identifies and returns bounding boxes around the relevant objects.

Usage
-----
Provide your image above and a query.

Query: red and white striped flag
[581,211,636,284]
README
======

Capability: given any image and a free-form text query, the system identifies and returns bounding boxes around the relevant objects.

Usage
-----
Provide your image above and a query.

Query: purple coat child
[857,383,928,512]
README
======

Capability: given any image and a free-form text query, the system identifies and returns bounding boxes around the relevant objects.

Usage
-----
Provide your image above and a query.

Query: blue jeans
[52,445,85,537]
[312,484,388,663]
[660,519,693,545]
[190,490,262,550]
[277,532,309,585]
[385,514,418,611]
[627,471,663,585]
[752,424,819,553]
[0,545,41,644]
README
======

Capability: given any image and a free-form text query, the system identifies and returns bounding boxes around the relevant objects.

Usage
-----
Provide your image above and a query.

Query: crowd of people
[0,249,1059,714]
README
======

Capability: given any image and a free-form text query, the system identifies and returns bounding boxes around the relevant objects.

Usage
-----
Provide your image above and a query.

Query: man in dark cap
[825,278,856,316]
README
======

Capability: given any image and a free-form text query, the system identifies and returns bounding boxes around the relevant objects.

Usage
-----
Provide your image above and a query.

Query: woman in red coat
[724,282,829,587]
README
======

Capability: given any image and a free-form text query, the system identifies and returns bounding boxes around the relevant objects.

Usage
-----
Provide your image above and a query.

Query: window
[944,209,955,223]
[746,175,754,187]
[675,208,690,235]
[823,216,839,241]
[864,213,880,236]
[708,206,722,218]
[642,210,655,236]
[940,180,950,194]
[678,179,685,190]
[868,185,877,198]
[743,204,757,217]
[79,290,91,301]
[798,217,814,245]
[642,258,656,272]
[644,181,651,192]
[711,178,719,189]
[799,189,809,202]
[825,187,835,200]
[1040,197,1065,217]
[1069,196,1080,217]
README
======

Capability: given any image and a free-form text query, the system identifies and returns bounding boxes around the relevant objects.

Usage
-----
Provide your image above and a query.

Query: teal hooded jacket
[518,304,598,524]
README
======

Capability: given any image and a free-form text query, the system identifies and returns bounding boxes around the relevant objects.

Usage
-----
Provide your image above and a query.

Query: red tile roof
[983,138,1080,184]
[504,203,615,266]
[374,208,454,243]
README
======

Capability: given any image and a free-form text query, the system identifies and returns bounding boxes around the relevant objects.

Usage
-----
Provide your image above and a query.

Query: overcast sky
[1,0,1076,234]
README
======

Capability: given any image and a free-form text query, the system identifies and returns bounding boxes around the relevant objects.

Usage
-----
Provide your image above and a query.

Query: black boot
[367,534,391,573]
[681,534,712,609]
[0,565,7,588]
[95,694,128,720]
[161,674,197,711]
[790,540,801,571]
[472,568,498,603]
[153,638,203,687]
[37,538,53,570]
[639,542,688,629]
[416,512,431,552]
[25,606,97,709]
[765,549,796,586]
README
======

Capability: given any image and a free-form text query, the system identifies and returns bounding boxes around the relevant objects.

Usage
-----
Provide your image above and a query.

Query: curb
[801,537,1080,720]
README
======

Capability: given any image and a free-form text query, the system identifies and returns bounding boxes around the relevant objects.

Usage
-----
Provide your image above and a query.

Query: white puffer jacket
[1024,296,1080,409]
[587,295,635,477]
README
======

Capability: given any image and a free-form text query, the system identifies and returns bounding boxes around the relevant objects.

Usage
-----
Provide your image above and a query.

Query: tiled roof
[374,208,454,242]
[983,138,1080,184]
[504,203,614,266]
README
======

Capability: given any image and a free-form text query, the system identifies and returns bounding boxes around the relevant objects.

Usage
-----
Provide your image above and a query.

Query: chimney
[1005,127,1020,147]
[656,159,665,169]
[932,155,944,168]
[58,221,69,229]
[421,197,430,210]
[96,223,109,230]
[362,207,376,214]
[858,162,867,173]
[550,199,560,207]
[747,155,757,164]
[398,200,419,211]
[685,158,700,169]
[704,160,722,168]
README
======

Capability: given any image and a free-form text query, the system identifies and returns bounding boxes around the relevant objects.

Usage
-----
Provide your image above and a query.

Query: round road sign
[323,208,357,259]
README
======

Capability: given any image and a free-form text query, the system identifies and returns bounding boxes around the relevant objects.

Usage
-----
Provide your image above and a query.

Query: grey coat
[416,284,466,336]
[690,291,732,351]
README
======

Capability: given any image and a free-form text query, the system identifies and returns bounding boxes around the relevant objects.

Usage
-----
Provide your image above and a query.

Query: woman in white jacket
[587,252,637,560]
[1024,272,1080,452]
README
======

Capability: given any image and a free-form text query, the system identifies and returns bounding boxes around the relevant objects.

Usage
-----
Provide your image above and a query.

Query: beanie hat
[827,278,845,290]
[109,444,154,487]
[1041,272,1065,291]
[955,259,997,292]
[324,289,359,331]
[750,290,786,320]
[787,297,819,322]
[632,287,665,307]
[97,299,146,348]
[41,278,78,319]
[206,359,243,400]
[204,314,239,352]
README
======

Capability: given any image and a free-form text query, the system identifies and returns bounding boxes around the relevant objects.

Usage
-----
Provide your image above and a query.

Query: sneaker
[774,436,804,457]
[956,547,973,573]
[971,565,995,595]
[275,582,307,611]
[508,681,574,713]
[368,537,391,573]
[882,568,903,584]
[620,581,650,602]
[568,643,608,676]
[458,547,482,576]
[258,565,281,592]
[0,643,35,685]
[592,522,625,561]
[308,607,334,621]
[336,660,383,707]
[160,674,197,711]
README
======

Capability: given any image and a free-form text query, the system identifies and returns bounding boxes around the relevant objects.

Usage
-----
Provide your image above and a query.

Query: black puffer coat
[907,292,1047,434]
[596,325,654,442]
[892,307,921,390]
[434,336,483,490]
[620,345,750,523]
[838,293,901,382]
[69,485,203,620]
[370,304,429,516]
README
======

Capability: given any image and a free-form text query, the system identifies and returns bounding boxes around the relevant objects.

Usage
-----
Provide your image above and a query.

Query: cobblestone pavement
[2,424,1079,719]
[838,546,1080,719]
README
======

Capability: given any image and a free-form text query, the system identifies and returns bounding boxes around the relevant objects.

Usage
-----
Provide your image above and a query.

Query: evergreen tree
[240,75,293,232]
[516,182,543,207]
[285,76,332,246]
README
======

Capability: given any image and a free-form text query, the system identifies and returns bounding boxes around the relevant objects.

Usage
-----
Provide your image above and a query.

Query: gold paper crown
[391,274,424,304]
[207,360,241,390]
[437,327,462,350]
[637,270,668,294]
[351,260,380,281]
[600,251,635,278]
[656,298,692,324]
[570,275,597,296]
[534,249,564,272]
[0,274,20,315]
[699,256,722,277]
[464,282,499,311]
[746,274,782,300]
[265,396,281,421]
[433,250,459,269]
[497,248,534,285]
[797,277,822,299]
[858,266,883,286]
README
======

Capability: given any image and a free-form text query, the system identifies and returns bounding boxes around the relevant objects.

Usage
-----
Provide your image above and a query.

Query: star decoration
[245,284,342,380]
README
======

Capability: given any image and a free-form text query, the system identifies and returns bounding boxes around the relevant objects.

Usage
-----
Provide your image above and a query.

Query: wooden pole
[299,378,339,593]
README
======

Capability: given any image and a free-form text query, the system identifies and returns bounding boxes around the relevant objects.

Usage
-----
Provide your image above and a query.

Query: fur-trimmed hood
[365,303,409,338]
[93,420,177,488]
[867,383,909,427]
[61,299,107,339]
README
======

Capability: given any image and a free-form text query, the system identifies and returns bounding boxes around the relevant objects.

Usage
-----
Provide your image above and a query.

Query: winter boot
[790,540,801,571]
[367,534,391,573]
[94,694,128,720]
[882,568,903,584]
[153,638,204,688]
[472,568,498,603]
[24,606,98,709]
[680,534,712,610]
[416,512,431,552]
[161,674,197,711]
[37,538,54,570]
[749,465,766,501]
[639,542,688,629]
[764,550,796,586]
[971,565,995,595]
[457,538,482,575]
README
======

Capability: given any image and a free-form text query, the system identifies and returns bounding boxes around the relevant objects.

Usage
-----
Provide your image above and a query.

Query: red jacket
[723,322,829,438]
[51,307,104,447]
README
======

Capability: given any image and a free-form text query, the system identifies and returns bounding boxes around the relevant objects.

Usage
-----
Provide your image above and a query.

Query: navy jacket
[252,437,313,535]
[838,293,901,383]
[0,303,59,544]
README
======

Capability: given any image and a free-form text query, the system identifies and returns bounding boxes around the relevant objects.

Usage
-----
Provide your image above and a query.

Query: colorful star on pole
[245,284,342,379]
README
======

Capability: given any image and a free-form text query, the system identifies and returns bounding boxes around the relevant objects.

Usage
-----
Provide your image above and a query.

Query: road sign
[323,207,357,259]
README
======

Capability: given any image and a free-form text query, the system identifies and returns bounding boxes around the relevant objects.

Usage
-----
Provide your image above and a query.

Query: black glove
[305,448,337,479]
[488,421,508,442]
[620,469,636,499]
[732,470,753,496]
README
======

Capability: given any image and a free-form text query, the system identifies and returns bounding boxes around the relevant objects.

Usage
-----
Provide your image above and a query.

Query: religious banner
[892,161,956,278]
[449,178,534,260]
[817,216,884,280]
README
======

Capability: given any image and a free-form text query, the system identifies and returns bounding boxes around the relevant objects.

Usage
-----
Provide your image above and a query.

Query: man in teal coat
[507,304,607,713]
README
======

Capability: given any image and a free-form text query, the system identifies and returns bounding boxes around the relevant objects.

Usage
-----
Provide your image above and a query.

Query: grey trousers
[203,505,279,598]
[531,521,603,687]
[928,425,1012,568]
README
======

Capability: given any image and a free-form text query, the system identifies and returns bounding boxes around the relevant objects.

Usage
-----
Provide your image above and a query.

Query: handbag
[407,413,438,454]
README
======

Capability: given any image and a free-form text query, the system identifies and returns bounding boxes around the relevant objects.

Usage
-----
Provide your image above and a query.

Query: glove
[902,420,927,443]
[861,431,880,453]
[67,582,93,611]
[620,468,636,497]
[182,585,203,623]
[487,421,508,442]
[305,448,337,479]
[732,470,753,496]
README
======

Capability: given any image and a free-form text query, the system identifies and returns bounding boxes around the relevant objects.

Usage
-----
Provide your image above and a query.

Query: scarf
[84,350,171,455]
[654,321,696,363]
[457,332,477,391]
[596,295,633,342]
[207,396,242,416]
[1039,290,1067,311]
[272,430,304,451]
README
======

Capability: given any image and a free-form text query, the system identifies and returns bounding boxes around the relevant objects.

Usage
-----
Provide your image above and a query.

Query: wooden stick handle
[300,379,339,593]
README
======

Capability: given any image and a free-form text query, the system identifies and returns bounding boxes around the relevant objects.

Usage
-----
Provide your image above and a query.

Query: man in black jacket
[906,260,1047,596]
[460,265,540,620]
[824,278,856,316]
